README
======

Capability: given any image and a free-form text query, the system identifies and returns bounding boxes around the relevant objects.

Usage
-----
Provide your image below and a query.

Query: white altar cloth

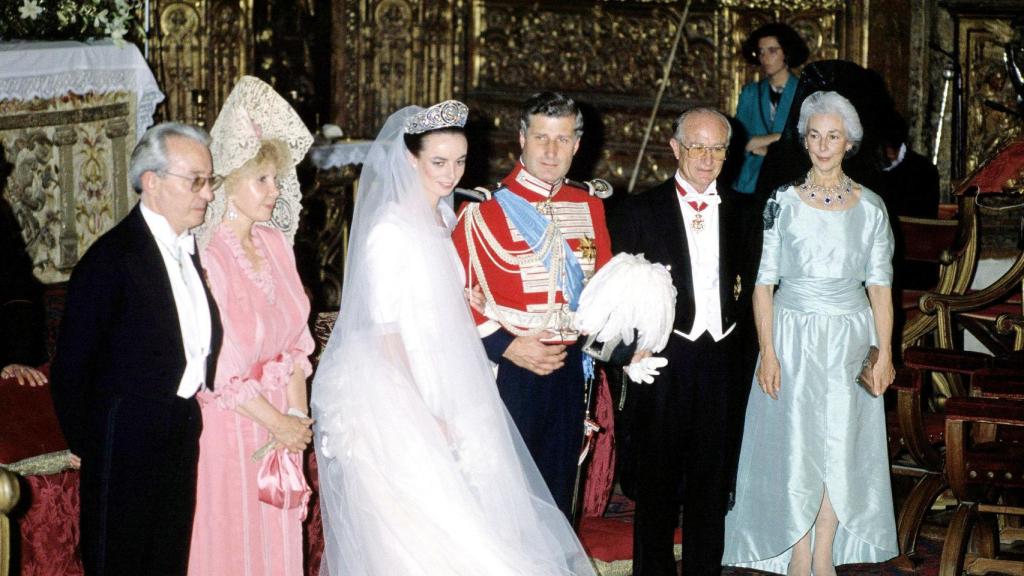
[0,40,163,140]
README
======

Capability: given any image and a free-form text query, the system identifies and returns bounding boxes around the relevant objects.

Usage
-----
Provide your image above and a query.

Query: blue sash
[493,189,584,311]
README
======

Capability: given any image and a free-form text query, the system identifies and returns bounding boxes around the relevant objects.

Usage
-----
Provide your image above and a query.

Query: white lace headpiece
[195,75,314,249]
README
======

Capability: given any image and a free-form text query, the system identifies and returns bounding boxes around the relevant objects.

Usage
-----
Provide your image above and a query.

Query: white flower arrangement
[2,0,142,46]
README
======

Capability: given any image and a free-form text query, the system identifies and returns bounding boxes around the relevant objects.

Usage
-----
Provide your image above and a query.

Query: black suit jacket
[608,179,762,337]
[50,205,223,457]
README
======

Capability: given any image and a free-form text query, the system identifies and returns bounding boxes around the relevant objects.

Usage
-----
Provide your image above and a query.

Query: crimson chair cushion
[0,364,69,466]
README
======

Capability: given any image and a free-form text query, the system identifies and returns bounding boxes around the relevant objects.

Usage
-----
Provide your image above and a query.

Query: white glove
[624,356,668,384]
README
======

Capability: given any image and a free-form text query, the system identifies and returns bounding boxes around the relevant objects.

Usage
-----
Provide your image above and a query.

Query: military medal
[676,181,713,234]
[733,274,742,301]
[578,236,597,261]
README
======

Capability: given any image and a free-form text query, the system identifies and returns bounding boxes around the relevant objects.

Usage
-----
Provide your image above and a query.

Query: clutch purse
[857,345,880,395]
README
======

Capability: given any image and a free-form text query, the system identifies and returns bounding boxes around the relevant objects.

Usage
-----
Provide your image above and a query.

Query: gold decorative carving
[470,2,718,102]
[957,17,1022,175]
[330,0,460,139]
[302,164,359,309]
[459,0,865,191]
[719,0,847,10]
[208,0,253,117]
[153,1,204,124]
[149,0,253,125]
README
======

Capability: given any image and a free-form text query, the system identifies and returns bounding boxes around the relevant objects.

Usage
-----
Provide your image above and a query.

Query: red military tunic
[453,161,612,345]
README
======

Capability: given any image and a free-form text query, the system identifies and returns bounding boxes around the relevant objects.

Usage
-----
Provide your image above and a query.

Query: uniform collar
[504,161,562,199]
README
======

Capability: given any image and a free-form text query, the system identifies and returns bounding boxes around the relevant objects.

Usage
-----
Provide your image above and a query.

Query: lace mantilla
[197,76,314,250]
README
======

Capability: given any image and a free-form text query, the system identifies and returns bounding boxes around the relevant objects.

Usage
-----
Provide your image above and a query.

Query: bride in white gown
[311,100,596,576]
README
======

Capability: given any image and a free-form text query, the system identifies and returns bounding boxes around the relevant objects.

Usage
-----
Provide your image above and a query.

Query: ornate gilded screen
[460,0,867,191]
[956,17,1022,177]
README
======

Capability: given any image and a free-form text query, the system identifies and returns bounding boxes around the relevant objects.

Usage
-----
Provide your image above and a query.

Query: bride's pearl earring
[226,199,238,221]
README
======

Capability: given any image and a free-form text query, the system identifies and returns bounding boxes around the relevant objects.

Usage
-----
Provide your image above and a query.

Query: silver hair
[797,91,863,151]
[518,92,584,139]
[129,122,211,193]
[673,106,733,143]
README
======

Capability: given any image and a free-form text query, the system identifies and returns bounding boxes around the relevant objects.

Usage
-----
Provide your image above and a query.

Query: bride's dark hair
[403,126,466,156]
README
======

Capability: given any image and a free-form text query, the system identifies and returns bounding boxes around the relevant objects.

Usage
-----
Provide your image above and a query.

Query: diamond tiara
[404,100,469,134]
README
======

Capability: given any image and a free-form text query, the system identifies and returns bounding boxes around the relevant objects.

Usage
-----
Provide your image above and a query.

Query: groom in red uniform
[453,92,611,517]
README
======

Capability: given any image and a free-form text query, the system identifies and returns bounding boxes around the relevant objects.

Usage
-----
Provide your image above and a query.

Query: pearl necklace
[799,170,852,207]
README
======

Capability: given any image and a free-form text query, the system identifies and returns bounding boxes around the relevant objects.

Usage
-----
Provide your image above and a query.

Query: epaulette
[454,182,502,202]
[565,177,614,199]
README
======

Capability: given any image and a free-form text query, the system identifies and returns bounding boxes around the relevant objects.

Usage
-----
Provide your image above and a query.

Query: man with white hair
[609,107,761,576]
[51,122,223,575]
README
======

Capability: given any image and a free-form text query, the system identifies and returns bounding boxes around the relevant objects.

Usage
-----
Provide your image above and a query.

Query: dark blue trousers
[485,331,585,518]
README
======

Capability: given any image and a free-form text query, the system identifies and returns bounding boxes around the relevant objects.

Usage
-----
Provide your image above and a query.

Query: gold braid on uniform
[461,202,569,337]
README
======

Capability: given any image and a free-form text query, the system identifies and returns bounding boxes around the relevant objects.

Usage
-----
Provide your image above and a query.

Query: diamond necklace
[799,170,852,206]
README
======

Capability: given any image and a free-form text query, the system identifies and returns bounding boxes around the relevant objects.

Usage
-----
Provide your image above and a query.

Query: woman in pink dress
[188,76,315,576]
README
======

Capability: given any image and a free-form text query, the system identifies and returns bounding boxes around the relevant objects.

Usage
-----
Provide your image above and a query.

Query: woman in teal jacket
[734,23,809,195]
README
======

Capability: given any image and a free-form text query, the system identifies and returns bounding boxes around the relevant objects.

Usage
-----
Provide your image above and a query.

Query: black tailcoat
[607,179,762,576]
[51,205,223,575]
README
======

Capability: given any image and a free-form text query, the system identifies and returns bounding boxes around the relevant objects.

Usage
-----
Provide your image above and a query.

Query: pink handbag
[256,449,311,520]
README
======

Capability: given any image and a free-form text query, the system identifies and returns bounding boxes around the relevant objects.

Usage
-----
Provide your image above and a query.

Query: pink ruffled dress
[189,225,314,576]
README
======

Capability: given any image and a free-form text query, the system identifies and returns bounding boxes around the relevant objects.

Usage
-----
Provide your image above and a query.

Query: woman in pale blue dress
[722,91,899,576]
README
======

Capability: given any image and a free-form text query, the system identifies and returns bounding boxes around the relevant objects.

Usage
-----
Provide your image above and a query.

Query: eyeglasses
[680,143,728,161]
[757,46,782,58]
[161,171,224,193]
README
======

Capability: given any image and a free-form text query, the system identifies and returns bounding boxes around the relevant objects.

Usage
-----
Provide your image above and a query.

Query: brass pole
[627,0,692,194]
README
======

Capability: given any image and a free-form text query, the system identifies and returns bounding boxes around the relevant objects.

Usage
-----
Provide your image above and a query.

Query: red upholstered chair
[917,140,1024,356]
[0,366,83,576]
[887,347,994,562]
[939,369,1024,576]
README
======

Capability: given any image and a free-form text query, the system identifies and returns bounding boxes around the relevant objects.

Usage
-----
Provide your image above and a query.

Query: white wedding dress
[311,106,596,576]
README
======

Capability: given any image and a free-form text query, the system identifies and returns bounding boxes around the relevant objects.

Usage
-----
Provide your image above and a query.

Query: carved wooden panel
[957,17,1022,176]
[151,1,206,124]
[458,0,866,191]
[331,0,462,139]
[208,0,253,119]
[149,0,253,127]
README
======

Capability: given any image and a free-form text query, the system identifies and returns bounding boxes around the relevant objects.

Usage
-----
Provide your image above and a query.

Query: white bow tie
[686,193,721,206]
[178,235,196,258]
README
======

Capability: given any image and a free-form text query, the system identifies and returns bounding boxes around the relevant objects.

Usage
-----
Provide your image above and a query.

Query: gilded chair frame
[0,468,19,576]
[901,188,981,354]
